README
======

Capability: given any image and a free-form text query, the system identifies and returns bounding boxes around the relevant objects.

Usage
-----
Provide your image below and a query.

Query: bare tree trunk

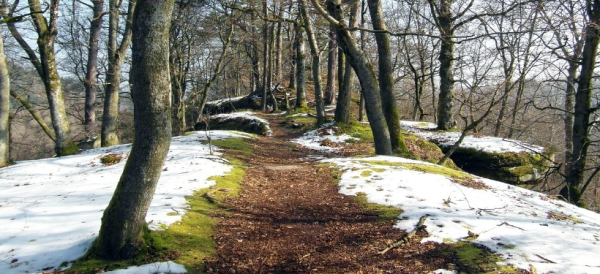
[299,0,325,120]
[295,21,307,109]
[563,62,578,165]
[29,0,77,156]
[0,26,9,166]
[261,0,269,111]
[84,0,104,132]
[334,1,357,124]
[564,0,600,205]
[319,0,392,155]
[93,0,174,259]
[275,2,284,83]
[429,0,456,130]
[367,0,407,153]
[324,25,337,105]
[102,0,136,147]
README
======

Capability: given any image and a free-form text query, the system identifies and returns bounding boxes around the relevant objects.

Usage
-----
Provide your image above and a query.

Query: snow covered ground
[326,155,600,273]
[291,122,357,152]
[400,120,546,154]
[291,121,600,273]
[0,131,248,274]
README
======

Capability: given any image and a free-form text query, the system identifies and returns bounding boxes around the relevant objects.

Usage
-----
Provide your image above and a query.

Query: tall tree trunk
[563,62,578,165]
[564,0,600,205]
[94,0,174,259]
[261,0,269,112]
[324,25,337,105]
[335,1,357,123]
[430,0,456,130]
[0,26,9,166]
[367,0,407,153]
[295,21,307,109]
[102,0,136,147]
[29,0,77,156]
[319,0,391,155]
[299,0,324,120]
[84,0,104,132]
[275,2,284,83]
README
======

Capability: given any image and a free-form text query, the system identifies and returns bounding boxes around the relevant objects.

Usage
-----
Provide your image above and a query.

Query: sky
[1,112,599,273]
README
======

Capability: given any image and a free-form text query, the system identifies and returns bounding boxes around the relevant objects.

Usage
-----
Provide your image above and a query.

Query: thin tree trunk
[563,62,577,165]
[10,90,56,141]
[84,0,104,132]
[299,0,325,120]
[261,0,269,112]
[275,2,284,83]
[29,0,77,156]
[94,0,174,259]
[295,21,307,109]
[325,25,337,105]
[335,1,357,123]
[0,26,9,166]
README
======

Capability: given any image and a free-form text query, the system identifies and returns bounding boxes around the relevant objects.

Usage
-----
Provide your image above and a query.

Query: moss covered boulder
[401,121,553,184]
[194,112,272,136]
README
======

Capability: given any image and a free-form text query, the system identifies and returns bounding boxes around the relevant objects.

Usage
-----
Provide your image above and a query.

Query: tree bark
[83,0,104,132]
[102,0,136,147]
[320,0,392,155]
[429,0,456,130]
[0,26,9,166]
[94,0,174,259]
[564,0,600,205]
[299,0,325,120]
[335,1,357,123]
[261,0,269,112]
[367,0,407,153]
[325,25,337,105]
[295,21,307,109]
[29,0,77,156]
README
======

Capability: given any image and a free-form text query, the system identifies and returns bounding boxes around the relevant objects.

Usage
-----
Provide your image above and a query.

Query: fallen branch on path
[378,215,429,255]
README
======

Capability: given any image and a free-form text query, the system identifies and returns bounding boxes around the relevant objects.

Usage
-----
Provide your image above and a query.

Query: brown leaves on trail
[202,116,454,273]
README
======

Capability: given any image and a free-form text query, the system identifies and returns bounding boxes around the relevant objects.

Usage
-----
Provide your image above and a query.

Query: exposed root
[378,215,429,255]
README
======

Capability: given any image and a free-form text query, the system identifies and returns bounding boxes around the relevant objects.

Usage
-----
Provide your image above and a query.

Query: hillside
[1,111,599,274]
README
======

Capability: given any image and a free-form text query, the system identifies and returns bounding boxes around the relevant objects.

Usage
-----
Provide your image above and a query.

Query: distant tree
[0,25,9,166]
[83,0,104,132]
[2,0,77,156]
[101,0,136,147]
[92,0,174,259]
[299,0,325,120]
[312,0,392,155]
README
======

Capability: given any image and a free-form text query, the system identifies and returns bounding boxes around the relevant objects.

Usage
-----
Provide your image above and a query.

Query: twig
[378,215,429,255]
[535,254,556,264]
[498,221,525,230]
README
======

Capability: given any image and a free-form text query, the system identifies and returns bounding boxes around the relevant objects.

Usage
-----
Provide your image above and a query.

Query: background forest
[0,0,598,210]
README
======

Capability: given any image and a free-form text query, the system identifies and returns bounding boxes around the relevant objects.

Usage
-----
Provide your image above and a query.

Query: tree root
[202,187,232,203]
[378,215,429,255]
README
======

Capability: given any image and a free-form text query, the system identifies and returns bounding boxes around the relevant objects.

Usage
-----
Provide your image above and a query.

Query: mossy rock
[194,115,270,136]
[443,147,552,184]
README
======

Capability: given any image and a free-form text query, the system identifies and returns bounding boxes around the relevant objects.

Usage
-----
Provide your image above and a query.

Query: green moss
[361,160,472,180]
[210,138,253,156]
[360,170,373,177]
[403,132,457,168]
[100,154,123,166]
[71,145,246,274]
[354,192,403,222]
[436,241,520,273]
[57,141,79,156]
[335,120,374,143]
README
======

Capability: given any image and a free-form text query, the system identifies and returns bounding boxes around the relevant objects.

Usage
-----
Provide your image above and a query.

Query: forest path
[202,114,449,273]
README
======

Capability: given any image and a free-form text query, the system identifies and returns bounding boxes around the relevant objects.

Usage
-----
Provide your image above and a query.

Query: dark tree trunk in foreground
[563,0,600,206]
[0,26,9,166]
[84,0,104,131]
[367,0,407,153]
[93,0,174,259]
[321,0,392,155]
[102,0,136,147]
[325,25,337,105]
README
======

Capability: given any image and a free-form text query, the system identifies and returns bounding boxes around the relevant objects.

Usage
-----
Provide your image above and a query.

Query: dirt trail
[203,115,449,273]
